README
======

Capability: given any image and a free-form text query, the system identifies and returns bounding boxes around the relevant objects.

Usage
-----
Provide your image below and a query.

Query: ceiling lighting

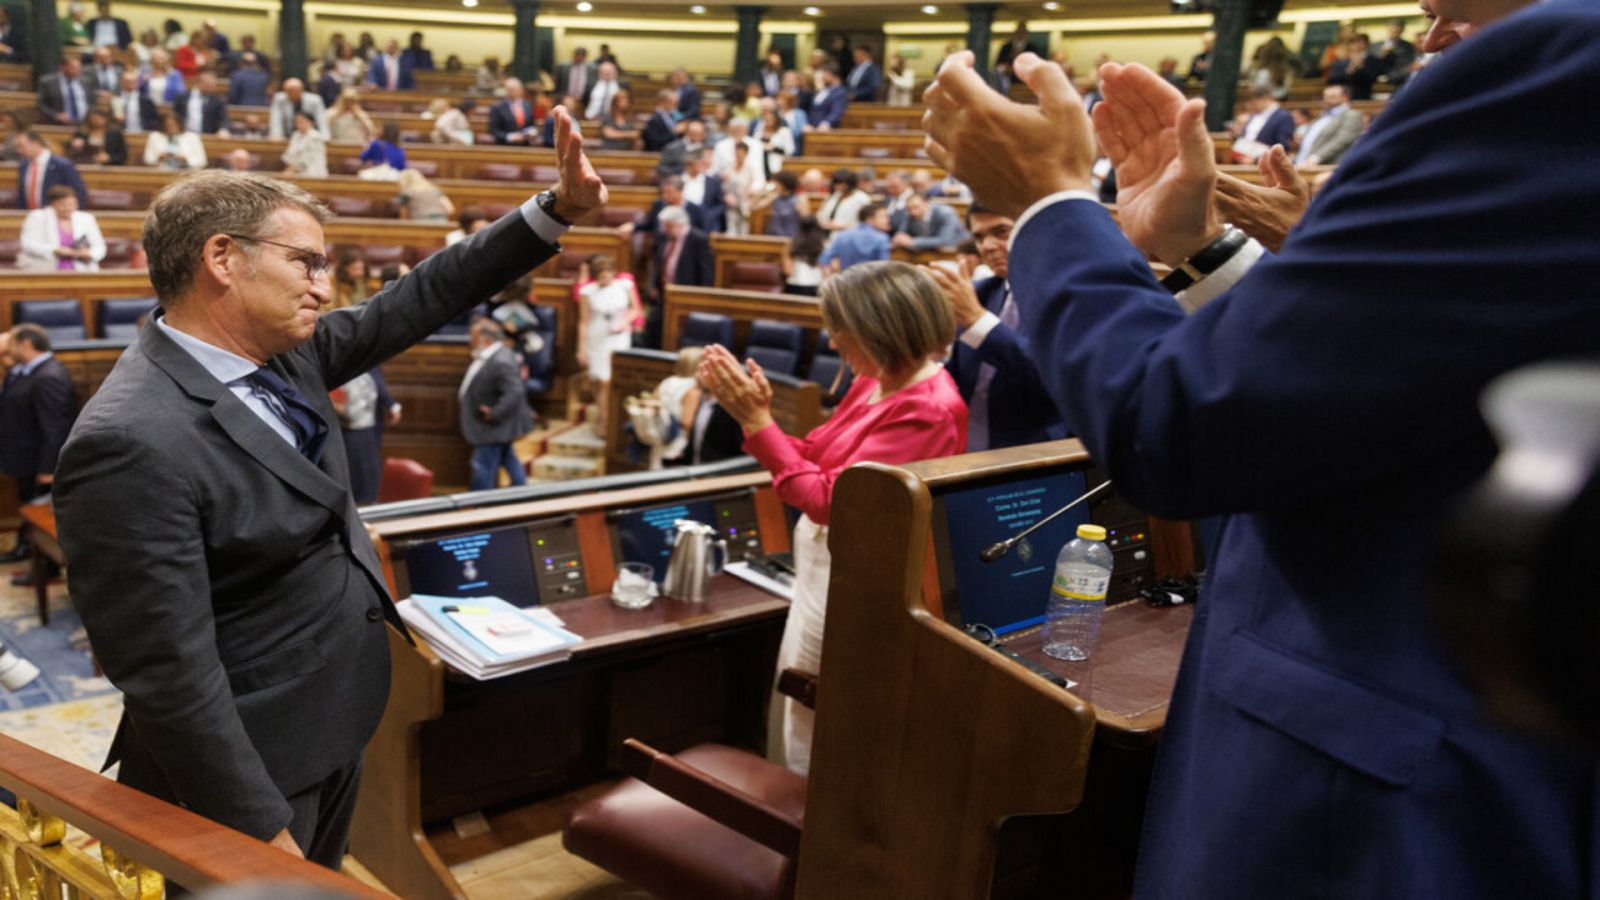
[803,5,821,14]
[576,0,592,9]
[921,4,939,13]
[1042,0,1060,8]
[462,0,477,6]
[690,4,706,12]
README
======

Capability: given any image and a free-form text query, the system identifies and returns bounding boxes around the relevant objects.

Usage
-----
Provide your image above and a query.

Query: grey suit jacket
[1305,107,1365,165]
[268,91,329,139]
[36,73,98,122]
[53,211,557,840]
[459,344,533,446]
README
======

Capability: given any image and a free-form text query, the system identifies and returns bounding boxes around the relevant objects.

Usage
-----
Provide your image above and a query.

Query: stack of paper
[397,594,584,680]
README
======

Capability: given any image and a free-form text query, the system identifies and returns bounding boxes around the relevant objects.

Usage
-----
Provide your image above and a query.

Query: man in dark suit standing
[1233,86,1295,162]
[227,53,271,107]
[669,67,701,121]
[36,56,96,126]
[926,205,1064,451]
[642,89,681,152]
[1,324,76,583]
[89,0,131,49]
[655,207,714,291]
[112,70,156,134]
[53,109,605,867]
[806,65,848,130]
[400,31,434,73]
[366,38,415,91]
[88,46,122,93]
[459,319,534,491]
[177,73,230,135]
[0,8,28,62]
[556,47,596,103]
[489,77,539,145]
[1326,33,1384,100]
[924,1,1598,893]
[846,46,881,102]
[15,133,87,210]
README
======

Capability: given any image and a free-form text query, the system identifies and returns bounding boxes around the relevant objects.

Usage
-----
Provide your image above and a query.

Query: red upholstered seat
[377,458,434,503]
[361,245,406,266]
[478,163,524,181]
[410,160,440,178]
[88,189,135,210]
[728,262,783,293]
[564,743,804,900]
[327,196,375,217]
[595,167,635,185]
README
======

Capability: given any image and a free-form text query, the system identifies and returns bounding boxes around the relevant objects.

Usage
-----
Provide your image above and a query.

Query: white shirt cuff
[960,311,1000,349]
[1009,190,1103,252]
[1176,237,1265,314]
[519,196,571,245]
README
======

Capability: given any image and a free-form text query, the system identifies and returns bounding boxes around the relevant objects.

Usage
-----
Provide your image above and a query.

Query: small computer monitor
[400,524,541,607]
[611,498,721,567]
[931,468,1094,636]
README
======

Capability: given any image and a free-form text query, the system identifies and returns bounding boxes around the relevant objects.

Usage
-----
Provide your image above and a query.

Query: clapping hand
[923,263,986,329]
[697,344,774,433]
[549,106,607,223]
[1092,62,1225,265]
[1214,144,1310,253]
[922,51,1095,219]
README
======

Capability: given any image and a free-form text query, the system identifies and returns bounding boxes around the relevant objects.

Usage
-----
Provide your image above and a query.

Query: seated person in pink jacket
[698,260,968,772]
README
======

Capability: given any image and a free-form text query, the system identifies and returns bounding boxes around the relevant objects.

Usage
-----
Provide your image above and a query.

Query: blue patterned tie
[243,367,330,464]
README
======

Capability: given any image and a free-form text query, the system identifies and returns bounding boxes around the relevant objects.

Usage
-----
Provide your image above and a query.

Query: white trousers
[776,514,830,774]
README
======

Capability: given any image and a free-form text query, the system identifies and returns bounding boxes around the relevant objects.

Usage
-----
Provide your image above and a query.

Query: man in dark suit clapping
[52,109,606,868]
[489,77,539,145]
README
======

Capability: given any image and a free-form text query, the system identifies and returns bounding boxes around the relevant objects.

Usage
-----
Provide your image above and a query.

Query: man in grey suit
[36,56,97,126]
[53,110,606,867]
[890,194,970,252]
[1295,84,1366,166]
[459,318,534,491]
[556,47,598,105]
[268,78,329,139]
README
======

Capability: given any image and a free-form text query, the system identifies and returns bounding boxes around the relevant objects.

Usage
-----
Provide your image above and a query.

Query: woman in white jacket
[281,110,329,177]
[19,185,105,271]
[143,112,207,170]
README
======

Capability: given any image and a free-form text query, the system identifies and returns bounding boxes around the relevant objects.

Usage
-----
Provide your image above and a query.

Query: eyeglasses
[225,233,331,281]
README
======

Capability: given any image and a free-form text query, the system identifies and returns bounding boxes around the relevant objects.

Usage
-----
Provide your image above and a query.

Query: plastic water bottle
[1042,524,1113,661]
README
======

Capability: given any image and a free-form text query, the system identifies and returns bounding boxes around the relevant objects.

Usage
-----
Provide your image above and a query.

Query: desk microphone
[979,480,1113,563]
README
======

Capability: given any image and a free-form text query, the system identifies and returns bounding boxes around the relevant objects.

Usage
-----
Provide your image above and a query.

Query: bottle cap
[1076,524,1107,541]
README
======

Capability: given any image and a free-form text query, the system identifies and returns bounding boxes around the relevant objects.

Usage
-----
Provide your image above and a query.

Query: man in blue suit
[1234,86,1294,161]
[929,203,1066,451]
[366,39,415,91]
[846,46,881,102]
[669,68,701,121]
[806,66,849,130]
[15,133,87,211]
[924,0,1598,895]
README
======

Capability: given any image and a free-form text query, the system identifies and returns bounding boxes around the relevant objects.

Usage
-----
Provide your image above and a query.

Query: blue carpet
[0,563,114,712]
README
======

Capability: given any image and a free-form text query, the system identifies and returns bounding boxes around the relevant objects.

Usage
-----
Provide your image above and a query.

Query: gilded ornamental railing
[0,734,388,898]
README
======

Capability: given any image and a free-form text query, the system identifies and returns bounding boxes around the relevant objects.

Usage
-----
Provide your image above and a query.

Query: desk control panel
[528,517,587,602]
[611,490,763,569]
[712,495,763,563]
[1088,487,1157,605]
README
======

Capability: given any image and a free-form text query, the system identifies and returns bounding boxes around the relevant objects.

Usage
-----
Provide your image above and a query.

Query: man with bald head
[490,77,538,144]
[54,109,606,868]
[269,77,328,139]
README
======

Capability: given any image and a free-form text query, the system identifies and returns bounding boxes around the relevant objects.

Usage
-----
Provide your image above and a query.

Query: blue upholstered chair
[742,319,804,376]
[678,312,735,349]
[14,299,87,342]
[98,296,159,340]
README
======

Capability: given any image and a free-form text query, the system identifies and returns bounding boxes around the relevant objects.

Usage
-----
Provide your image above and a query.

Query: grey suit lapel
[139,320,350,517]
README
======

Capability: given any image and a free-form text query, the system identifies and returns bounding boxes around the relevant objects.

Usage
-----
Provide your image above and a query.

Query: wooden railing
[0,733,388,897]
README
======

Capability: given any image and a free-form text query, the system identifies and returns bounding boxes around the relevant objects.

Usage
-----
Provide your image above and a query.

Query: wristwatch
[535,190,574,228]
[1160,226,1248,294]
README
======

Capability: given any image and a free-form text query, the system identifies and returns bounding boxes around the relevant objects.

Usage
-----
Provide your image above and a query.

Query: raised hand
[550,106,607,223]
[922,51,1094,219]
[1092,62,1225,265]
[1214,144,1311,252]
[924,263,986,329]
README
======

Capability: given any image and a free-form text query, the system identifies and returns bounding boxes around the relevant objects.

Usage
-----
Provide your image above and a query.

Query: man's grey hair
[143,171,331,303]
[659,206,690,227]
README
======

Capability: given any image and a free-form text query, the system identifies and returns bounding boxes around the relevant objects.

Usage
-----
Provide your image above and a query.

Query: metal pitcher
[662,519,727,602]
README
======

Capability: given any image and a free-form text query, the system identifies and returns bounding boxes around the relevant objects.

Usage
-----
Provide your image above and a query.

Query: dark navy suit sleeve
[61,159,87,207]
[33,364,74,474]
[1008,6,1600,519]
[1259,109,1295,148]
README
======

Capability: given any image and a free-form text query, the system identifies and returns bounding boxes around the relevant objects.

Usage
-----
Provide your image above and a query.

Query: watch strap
[537,190,574,228]
[1160,226,1248,294]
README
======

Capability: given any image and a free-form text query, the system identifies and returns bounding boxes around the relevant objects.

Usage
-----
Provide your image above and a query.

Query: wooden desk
[1003,601,1192,747]
[18,505,60,626]
[351,576,788,900]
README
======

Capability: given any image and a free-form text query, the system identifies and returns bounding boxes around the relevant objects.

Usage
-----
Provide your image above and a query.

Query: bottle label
[1052,568,1109,602]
